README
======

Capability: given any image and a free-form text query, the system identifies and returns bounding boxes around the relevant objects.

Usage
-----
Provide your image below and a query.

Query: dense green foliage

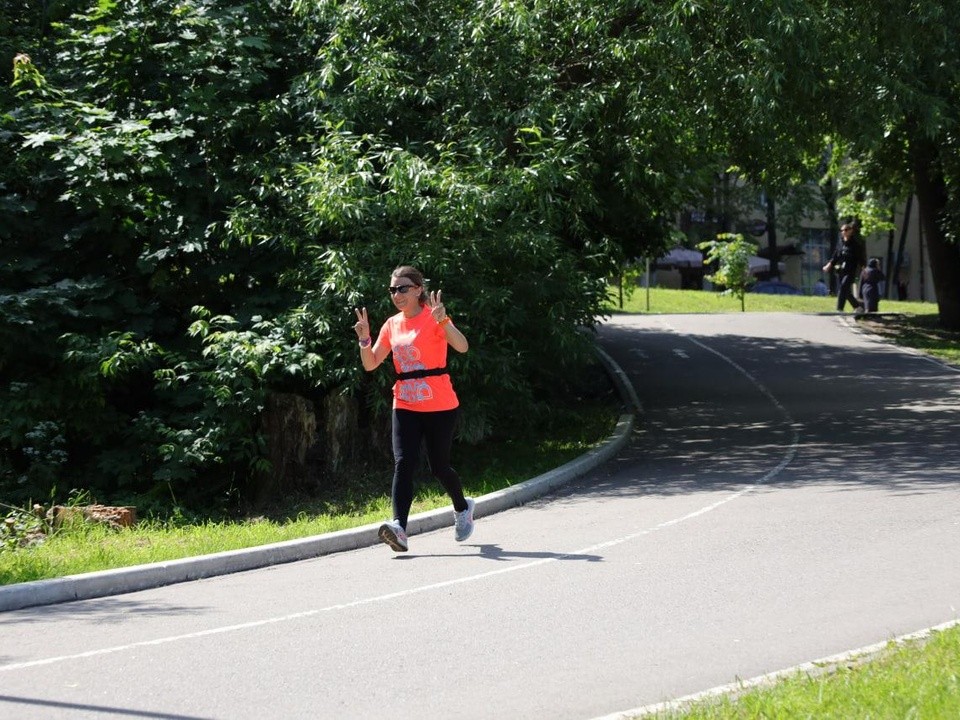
[4,0,960,513]
[3,1,315,509]
[1,1,696,510]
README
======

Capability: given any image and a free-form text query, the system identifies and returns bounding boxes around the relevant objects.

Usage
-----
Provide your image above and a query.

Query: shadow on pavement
[0,694,212,719]
[592,322,960,499]
[394,543,603,562]
[0,596,211,626]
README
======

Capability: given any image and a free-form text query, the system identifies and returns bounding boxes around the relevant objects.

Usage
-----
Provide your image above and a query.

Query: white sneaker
[378,520,408,552]
[454,498,475,542]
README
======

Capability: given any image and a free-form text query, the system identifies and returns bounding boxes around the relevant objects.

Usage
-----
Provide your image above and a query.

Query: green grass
[652,624,960,719]
[606,285,941,316]
[858,313,960,366]
[606,286,959,365]
[0,401,618,585]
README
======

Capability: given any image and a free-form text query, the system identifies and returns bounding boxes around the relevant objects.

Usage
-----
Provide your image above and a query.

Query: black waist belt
[396,367,449,381]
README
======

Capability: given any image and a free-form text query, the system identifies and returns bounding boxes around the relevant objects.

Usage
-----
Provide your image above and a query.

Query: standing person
[822,223,864,313]
[860,258,886,313]
[897,271,909,301]
[352,265,475,552]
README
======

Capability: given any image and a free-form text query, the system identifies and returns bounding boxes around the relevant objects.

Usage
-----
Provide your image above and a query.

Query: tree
[699,233,756,311]
[5,0,713,508]
[1,0,319,506]
[835,0,960,328]
[665,0,960,328]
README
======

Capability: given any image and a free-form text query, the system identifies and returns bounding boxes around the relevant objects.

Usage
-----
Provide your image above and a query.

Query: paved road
[2,313,958,719]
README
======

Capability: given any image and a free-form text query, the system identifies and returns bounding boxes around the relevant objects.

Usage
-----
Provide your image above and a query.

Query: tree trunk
[255,392,319,506]
[321,392,361,476]
[765,193,779,279]
[910,137,960,329]
[884,207,895,299]
[892,196,912,300]
[719,172,733,233]
[820,176,840,293]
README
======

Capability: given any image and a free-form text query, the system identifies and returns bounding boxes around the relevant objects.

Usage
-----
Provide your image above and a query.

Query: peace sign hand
[428,290,446,323]
[353,307,371,340]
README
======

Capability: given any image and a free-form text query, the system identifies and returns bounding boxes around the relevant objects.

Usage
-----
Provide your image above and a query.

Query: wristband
[359,337,372,348]
[439,316,452,326]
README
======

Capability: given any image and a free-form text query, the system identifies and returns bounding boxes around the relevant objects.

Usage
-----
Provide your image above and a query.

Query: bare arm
[428,290,469,353]
[353,307,391,370]
[442,321,469,353]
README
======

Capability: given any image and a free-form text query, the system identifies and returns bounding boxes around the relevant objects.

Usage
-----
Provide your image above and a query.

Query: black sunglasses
[388,285,418,295]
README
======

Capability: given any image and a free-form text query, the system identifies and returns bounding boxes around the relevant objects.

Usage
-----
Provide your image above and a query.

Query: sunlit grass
[0,510,393,585]
[0,403,618,585]
[605,286,957,365]
[653,625,960,719]
[859,313,960,366]
[606,285,941,316]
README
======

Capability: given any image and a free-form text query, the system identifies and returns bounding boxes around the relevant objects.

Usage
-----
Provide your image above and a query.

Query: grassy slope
[0,401,618,584]
[608,285,939,316]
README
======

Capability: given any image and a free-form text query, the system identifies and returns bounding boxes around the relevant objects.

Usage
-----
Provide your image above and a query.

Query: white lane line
[598,316,956,720]
[0,488,777,674]
[1,329,799,675]
[676,326,799,429]
[672,348,689,359]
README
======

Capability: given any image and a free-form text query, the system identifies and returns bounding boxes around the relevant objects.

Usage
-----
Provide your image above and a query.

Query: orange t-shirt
[377,308,459,412]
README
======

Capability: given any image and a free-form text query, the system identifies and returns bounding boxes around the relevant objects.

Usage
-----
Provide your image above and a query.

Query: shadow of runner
[0,694,212,719]
[394,543,603,562]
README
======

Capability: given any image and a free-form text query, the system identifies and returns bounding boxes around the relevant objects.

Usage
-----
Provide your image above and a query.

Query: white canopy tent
[748,255,786,275]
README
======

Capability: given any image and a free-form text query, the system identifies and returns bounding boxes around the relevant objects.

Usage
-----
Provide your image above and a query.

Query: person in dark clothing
[823,224,864,313]
[860,258,886,313]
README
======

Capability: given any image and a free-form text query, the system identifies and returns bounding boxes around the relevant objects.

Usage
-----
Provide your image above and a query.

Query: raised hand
[428,290,446,323]
[353,307,370,340]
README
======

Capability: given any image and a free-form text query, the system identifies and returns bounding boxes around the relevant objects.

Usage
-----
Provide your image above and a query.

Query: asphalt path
[2,313,959,720]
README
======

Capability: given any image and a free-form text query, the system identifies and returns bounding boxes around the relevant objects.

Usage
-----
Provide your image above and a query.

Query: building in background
[676,185,934,301]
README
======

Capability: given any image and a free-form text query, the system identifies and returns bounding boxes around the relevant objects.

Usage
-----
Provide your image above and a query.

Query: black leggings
[391,408,467,529]
[837,274,862,311]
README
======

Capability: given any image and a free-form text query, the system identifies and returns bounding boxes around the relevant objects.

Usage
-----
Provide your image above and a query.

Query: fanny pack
[395,367,449,381]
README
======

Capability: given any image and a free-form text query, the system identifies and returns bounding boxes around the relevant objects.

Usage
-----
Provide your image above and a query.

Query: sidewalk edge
[0,346,636,612]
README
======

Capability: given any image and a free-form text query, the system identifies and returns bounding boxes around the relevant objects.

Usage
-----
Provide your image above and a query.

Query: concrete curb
[0,346,637,613]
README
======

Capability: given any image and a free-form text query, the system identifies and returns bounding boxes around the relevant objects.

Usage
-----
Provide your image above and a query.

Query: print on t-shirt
[379,310,457,412]
[394,342,433,403]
